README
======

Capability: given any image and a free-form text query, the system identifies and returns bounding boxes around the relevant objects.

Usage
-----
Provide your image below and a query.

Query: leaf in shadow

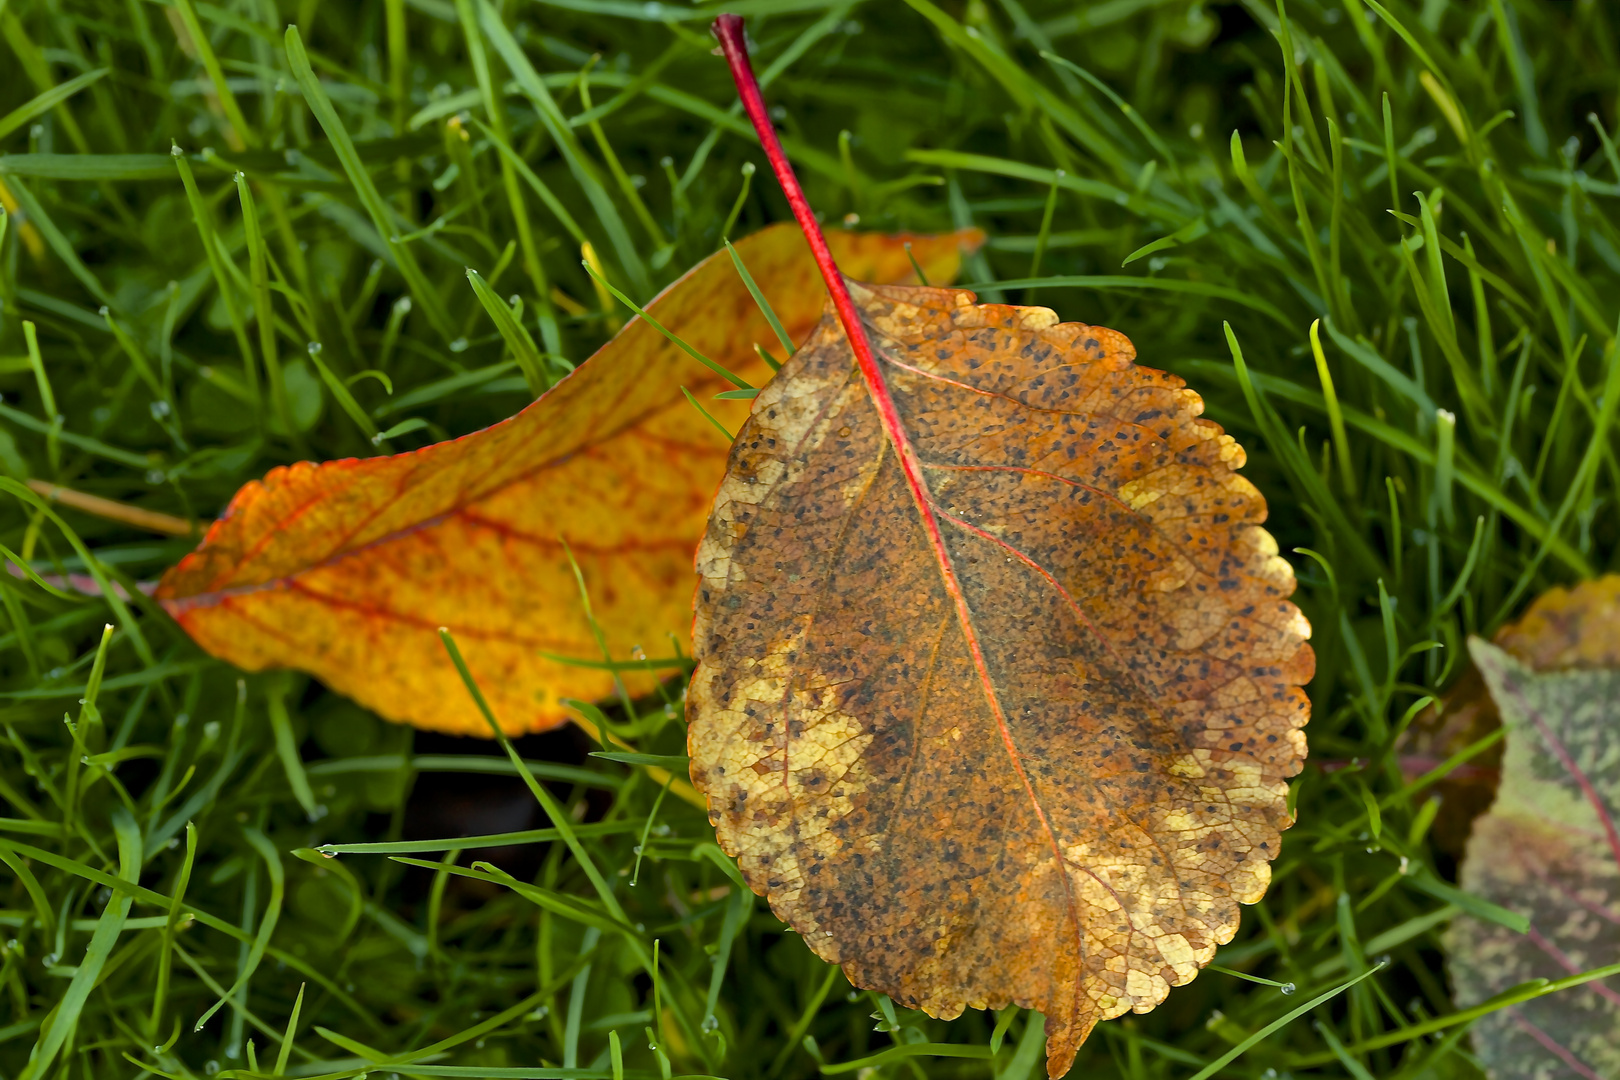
[1448,638,1620,1080]
[1400,575,1620,856]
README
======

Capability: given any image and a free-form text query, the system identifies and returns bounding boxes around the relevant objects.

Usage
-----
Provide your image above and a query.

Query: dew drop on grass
[701,1015,719,1033]
[450,338,469,353]
[1279,982,1296,995]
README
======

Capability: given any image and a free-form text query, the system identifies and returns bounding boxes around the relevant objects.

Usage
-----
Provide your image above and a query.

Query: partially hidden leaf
[1401,575,1620,855]
[157,226,981,736]
[687,281,1313,1076]
[1492,575,1620,670]
[1448,634,1620,1080]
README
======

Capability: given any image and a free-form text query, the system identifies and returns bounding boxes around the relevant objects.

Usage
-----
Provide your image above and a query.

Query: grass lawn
[0,0,1616,1077]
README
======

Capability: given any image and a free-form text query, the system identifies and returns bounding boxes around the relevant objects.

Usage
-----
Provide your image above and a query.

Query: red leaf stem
[711,11,1084,1044]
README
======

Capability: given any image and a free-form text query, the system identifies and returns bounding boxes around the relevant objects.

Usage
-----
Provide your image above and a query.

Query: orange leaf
[157,226,981,738]
[688,283,1313,1076]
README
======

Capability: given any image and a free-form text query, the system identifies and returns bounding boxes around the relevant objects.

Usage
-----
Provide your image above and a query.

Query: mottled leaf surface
[687,282,1312,1076]
[158,228,979,736]
[1449,639,1620,1080]
[1403,575,1620,855]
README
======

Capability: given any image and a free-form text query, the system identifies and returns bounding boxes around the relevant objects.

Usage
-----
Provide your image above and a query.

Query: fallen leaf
[158,226,981,737]
[1400,576,1620,855]
[687,282,1313,1076]
[1448,638,1620,1080]
[1493,575,1620,669]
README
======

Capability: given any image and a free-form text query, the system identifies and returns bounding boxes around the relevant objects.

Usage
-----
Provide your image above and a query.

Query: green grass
[0,0,1616,1077]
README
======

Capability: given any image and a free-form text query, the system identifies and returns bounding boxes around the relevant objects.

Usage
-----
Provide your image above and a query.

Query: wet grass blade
[1186,961,1388,1080]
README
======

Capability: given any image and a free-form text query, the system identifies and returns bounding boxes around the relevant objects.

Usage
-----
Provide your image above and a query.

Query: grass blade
[467,268,548,395]
[584,259,752,388]
[20,811,141,1080]
[284,26,455,341]
[1185,961,1388,1080]
[477,1,650,297]
[193,828,286,1032]
[724,239,794,356]
[0,69,108,144]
